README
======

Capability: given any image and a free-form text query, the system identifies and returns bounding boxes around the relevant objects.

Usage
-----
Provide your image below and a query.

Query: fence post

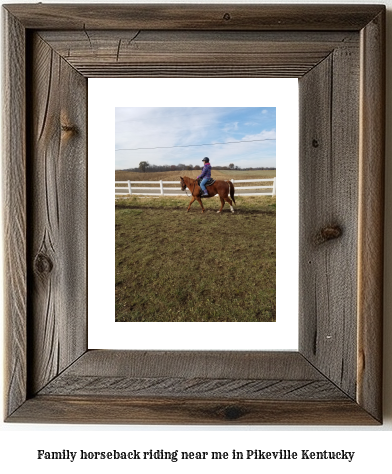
[272,177,276,196]
[128,180,132,195]
[160,180,164,195]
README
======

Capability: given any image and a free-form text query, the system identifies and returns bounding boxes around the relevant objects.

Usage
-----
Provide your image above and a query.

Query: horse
[180,176,236,213]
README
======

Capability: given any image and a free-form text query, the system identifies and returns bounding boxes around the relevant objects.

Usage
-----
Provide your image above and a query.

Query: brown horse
[180,176,236,213]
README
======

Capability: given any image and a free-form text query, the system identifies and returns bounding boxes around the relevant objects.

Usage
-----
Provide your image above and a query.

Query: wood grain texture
[9,396,379,425]
[2,4,385,425]
[57,350,325,379]
[2,9,27,419]
[299,42,360,399]
[37,351,346,400]
[27,33,87,395]
[39,30,358,78]
[357,9,385,422]
[39,376,347,400]
[8,351,376,424]
[4,4,384,31]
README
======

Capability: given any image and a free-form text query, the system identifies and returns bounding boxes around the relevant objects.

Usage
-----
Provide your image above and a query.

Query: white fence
[115,178,276,197]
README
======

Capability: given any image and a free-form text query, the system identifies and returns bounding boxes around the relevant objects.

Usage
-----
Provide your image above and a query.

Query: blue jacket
[198,163,211,179]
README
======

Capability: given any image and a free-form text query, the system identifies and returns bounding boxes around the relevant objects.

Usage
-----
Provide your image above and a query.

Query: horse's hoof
[217,211,220,214]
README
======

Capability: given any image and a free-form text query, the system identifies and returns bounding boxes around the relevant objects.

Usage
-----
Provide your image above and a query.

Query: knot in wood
[315,225,342,244]
[223,405,244,420]
[34,252,53,274]
[61,124,77,134]
[223,13,231,21]
[312,139,319,148]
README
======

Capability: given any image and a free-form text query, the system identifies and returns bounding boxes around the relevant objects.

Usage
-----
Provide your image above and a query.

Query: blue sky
[115,107,276,169]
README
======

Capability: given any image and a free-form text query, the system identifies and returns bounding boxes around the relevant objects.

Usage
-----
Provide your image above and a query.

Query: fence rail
[115,178,276,197]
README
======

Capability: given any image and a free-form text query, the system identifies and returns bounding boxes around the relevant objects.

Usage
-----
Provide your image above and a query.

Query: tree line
[122,161,276,173]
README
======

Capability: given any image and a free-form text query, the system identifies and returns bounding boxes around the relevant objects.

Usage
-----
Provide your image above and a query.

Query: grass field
[115,194,276,322]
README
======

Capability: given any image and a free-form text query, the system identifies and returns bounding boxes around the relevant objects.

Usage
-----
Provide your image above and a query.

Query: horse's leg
[187,196,196,212]
[217,196,225,213]
[224,196,235,213]
[195,196,205,213]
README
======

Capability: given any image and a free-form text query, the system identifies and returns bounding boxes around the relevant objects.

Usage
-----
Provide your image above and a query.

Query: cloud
[115,107,276,169]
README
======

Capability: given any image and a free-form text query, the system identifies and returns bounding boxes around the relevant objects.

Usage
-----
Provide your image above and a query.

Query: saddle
[197,177,215,187]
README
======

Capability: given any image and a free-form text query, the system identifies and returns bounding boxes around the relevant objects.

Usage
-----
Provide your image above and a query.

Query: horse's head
[180,176,187,191]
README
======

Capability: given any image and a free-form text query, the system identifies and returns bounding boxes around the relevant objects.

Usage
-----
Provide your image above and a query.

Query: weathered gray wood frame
[3,4,385,424]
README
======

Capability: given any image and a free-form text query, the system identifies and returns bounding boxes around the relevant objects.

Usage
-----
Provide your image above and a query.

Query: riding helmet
[202,157,210,163]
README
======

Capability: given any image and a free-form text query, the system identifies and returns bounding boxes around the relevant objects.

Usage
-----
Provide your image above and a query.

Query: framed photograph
[88,77,298,351]
[114,104,278,324]
[88,78,299,351]
[3,4,385,424]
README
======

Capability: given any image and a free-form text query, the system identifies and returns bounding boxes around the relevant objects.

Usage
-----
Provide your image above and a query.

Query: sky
[115,107,276,170]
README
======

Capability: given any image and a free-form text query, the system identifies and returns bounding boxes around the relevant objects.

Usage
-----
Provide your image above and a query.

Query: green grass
[115,195,276,322]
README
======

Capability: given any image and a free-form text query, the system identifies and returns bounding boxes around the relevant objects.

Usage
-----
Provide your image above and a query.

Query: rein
[183,178,197,197]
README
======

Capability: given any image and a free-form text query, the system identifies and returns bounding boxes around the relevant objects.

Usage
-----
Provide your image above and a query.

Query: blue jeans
[200,177,209,193]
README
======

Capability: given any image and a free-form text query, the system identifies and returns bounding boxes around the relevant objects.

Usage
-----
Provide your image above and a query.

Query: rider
[197,157,211,197]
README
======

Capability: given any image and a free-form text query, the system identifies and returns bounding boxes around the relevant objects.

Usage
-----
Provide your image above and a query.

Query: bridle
[181,178,197,197]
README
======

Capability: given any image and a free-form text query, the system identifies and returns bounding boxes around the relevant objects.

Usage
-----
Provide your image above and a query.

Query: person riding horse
[197,157,212,197]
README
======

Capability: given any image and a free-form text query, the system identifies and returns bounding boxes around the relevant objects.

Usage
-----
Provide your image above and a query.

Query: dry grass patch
[115,195,276,322]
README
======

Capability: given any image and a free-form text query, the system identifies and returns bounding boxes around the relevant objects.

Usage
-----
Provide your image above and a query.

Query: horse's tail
[227,180,236,205]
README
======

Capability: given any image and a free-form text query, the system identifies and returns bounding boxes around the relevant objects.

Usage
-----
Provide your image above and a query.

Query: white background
[88,77,299,351]
[1,1,391,473]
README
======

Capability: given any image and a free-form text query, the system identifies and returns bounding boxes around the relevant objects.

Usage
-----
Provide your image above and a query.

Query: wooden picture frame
[3,4,385,424]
